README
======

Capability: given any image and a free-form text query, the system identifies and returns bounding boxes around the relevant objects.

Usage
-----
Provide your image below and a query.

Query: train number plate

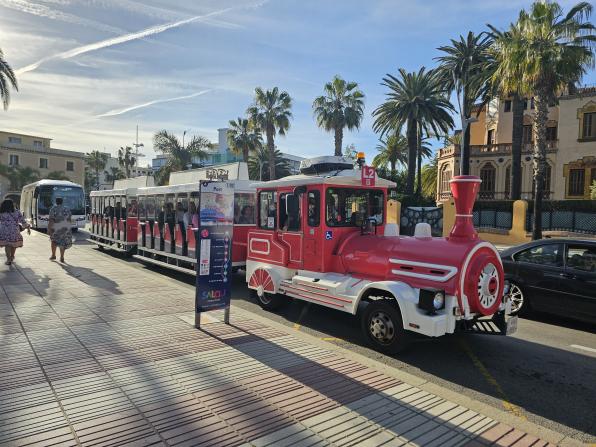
[506,316,518,335]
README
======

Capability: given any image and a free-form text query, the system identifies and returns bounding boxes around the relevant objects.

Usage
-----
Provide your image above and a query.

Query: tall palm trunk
[416,122,422,196]
[390,161,396,180]
[267,125,276,180]
[243,147,249,163]
[510,94,524,200]
[405,119,417,195]
[532,88,549,240]
[334,126,343,157]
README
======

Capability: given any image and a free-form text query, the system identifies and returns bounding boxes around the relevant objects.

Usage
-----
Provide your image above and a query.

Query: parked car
[500,239,596,323]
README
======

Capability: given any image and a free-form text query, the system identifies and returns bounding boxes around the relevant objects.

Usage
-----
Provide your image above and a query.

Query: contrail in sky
[14,2,266,75]
[96,89,212,118]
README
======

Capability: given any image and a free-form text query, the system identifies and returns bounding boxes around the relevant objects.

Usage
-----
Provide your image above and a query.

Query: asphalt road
[74,231,596,443]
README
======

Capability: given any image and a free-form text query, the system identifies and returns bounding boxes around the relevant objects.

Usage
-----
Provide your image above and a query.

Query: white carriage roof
[251,168,396,189]
[90,188,138,197]
[136,179,255,196]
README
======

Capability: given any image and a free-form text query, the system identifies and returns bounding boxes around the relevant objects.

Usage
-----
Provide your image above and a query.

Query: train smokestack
[448,175,481,241]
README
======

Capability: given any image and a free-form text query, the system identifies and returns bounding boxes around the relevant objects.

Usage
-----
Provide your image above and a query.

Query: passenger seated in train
[237,205,254,224]
[183,202,199,229]
[176,202,185,230]
[326,195,342,224]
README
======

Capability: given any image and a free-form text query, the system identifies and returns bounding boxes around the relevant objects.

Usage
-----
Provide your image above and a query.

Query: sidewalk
[1,232,557,447]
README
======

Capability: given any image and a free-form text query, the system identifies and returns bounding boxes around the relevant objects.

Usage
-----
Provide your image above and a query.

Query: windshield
[326,188,384,227]
[38,185,85,215]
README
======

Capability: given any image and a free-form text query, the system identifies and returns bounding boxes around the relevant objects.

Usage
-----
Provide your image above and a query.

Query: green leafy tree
[0,48,18,110]
[372,133,408,178]
[435,31,493,176]
[153,130,212,185]
[227,117,262,163]
[247,87,293,180]
[104,166,125,185]
[416,131,434,196]
[85,151,108,191]
[373,67,454,195]
[4,166,40,190]
[47,171,70,181]
[490,1,595,239]
[421,154,439,199]
[118,146,136,178]
[312,75,365,156]
[248,146,290,181]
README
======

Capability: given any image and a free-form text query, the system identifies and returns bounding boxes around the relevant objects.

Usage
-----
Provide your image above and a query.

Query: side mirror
[285,194,299,216]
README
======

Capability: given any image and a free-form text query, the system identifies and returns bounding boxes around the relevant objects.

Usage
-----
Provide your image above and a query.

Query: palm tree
[435,32,493,177]
[47,171,70,181]
[421,154,439,199]
[312,75,365,156]
[491,1,595,239]
[153,130,212,183]
[227,117,262,163]
[118,146,136,178]
[85,151,108,191]
[372,133,408,178]
[373,67,454,195]
[104,166,125,185]
[0,48,18,110]
[416,130,434,196]
[247,87,292,180]
[248,146,290,181]
[486,24,525,200]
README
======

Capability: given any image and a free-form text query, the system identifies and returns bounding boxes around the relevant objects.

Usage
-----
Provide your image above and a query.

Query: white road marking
[570,344,596,354]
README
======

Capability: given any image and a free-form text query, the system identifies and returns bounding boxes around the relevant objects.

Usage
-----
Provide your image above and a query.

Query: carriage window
[146,197,156,220]
[259,191,277,230]
[175,194,188,224]
[138,197,146,220]
[326,188,385,227]
[127,198,137,218]
[279,193,301,232]
[307,191,320,227]
[235,193,256,224]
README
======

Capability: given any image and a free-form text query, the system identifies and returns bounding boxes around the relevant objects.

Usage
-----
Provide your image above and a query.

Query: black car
[500,239,596,323]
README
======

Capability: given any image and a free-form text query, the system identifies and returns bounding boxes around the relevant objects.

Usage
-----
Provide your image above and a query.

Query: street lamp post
[133,125,144,177]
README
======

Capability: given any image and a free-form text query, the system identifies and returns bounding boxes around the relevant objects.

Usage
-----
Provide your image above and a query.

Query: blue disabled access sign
[195,181,235,313]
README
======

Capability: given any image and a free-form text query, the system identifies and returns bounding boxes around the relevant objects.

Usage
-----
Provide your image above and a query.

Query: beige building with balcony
[437,88,596,202]
[0,131,85,198]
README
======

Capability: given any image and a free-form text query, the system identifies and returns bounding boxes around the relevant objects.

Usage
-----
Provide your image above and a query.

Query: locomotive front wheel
[361,300,409,354]
[250,289,287,311]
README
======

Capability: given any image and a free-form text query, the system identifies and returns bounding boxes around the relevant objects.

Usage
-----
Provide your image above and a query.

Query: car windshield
[38,185,85,215]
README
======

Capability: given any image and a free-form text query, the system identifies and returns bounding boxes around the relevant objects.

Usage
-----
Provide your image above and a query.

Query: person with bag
[0,199,30,265]
[48,197,73,263]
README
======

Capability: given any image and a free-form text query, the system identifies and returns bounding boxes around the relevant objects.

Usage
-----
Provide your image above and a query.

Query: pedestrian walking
[0,199,30,265]
[48,197,73,263]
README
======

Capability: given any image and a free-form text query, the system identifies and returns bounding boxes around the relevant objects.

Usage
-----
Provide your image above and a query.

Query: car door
[513,242,565,313]
[561,243,596,323]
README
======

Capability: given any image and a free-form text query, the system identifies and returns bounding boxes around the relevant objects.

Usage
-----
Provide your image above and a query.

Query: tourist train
[88,156,514,352]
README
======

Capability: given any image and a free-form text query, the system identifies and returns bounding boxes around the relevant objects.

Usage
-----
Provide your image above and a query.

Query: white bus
[20,180,86,231]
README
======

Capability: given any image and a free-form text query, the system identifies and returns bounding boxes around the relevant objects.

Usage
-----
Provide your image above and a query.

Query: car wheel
[361,300,410,354]
[251,289,287,311]
[508,281,529,316]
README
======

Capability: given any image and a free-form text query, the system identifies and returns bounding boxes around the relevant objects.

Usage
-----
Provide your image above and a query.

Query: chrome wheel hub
[508,284,524,313]
[369,311,395,344]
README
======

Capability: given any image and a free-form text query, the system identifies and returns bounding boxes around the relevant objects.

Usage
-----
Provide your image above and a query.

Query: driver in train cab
[326,195,342,224]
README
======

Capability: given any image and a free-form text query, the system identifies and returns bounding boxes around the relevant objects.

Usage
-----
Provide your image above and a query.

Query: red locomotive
[246,155,514,353]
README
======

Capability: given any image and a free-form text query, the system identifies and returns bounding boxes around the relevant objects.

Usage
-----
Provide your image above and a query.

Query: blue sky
[1,0,594,165]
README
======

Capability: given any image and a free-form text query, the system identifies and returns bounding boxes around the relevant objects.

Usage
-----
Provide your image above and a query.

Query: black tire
[361,299,410,354]
[507,281,530,316]
[251,289,287,311]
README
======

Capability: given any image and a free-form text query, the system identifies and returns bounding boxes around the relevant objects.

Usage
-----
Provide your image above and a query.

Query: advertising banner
[195,181,235,315]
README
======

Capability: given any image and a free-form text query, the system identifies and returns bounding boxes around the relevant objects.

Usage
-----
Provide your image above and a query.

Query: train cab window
[326,188,385,227]
[259,191,277,230]
[307,191,320,227]
[127,198,137,218]
[235,193,256,224]
[279,193,301,232]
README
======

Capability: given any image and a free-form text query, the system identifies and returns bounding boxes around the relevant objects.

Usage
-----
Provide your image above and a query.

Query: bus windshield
[38,185,85,215]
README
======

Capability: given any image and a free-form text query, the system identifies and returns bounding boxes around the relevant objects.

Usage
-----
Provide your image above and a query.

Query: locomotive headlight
[433,292,445,310]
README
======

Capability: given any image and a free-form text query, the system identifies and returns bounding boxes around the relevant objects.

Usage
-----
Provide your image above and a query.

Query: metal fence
[473,201,514,230]
[400,207,443,236]
[525,201,596,235]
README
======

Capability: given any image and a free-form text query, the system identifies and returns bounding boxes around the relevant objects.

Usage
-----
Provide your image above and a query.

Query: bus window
[234,193,256,224]
[279,193,301,232]
[307,191,320,227]
[259,191,277,230]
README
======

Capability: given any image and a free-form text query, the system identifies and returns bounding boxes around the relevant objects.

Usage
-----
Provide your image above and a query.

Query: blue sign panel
[325,230,333,240]
[195,181,235,313]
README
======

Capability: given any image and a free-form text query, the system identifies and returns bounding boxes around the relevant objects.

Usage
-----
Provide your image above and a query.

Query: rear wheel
[361,299,409,354]
[251,289,287,311]
[507,281,529,316]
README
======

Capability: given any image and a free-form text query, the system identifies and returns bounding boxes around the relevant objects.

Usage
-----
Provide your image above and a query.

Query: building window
[39,158,48,169]
[503,100,511,112]
[479,163,496,199]
[8,136,22,144]
[9,154,19,166]
[546,126,557,141]
[487,129,495,145]
[582,112,596,138]
[66,161,74,171]
[33,140,43,148]
[522,125,533,144]
[568,169,585,196]
[440,165,452,193]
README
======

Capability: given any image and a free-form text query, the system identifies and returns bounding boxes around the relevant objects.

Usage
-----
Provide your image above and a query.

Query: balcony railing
[439,141,558,158]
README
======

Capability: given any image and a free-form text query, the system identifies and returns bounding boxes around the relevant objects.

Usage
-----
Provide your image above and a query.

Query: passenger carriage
[246,155,514,353]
